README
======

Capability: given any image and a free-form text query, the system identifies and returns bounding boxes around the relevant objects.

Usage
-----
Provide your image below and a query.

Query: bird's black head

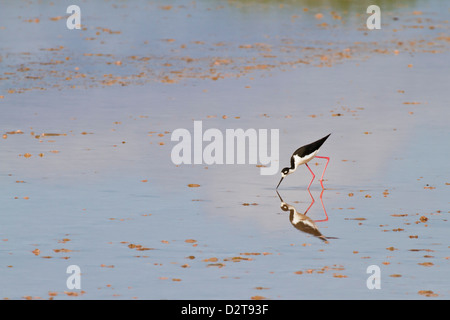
[277,168,291,189]
[281,167,290,177]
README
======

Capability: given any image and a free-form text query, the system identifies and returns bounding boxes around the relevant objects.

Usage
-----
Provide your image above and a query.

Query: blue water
[0,0,449,299]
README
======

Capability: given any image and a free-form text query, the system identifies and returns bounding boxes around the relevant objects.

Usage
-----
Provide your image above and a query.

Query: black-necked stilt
[276,134,331,189]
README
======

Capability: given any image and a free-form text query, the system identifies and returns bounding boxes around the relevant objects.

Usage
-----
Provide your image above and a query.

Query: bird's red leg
[315,156,329,189]
[305,163,315,190]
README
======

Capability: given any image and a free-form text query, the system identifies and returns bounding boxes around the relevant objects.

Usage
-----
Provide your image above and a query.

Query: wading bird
[276,134,330,189]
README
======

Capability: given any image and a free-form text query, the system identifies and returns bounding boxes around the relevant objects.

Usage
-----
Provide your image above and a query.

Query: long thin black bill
[276,177,284,189]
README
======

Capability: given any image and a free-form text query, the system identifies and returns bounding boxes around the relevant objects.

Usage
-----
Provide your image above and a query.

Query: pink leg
[315,156,330,189]
[305,163,315,190]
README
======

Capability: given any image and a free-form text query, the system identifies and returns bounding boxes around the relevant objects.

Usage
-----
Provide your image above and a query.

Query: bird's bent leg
[315,156,330,189]
[305,163,315,190]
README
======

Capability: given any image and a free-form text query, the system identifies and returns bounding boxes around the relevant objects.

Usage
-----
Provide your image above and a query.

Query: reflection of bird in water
[276,190,335,242]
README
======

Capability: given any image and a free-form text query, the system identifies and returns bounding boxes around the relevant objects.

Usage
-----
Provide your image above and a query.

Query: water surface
[1,0,449,300]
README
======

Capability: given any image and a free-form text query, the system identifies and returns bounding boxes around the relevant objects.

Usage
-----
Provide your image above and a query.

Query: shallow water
[0,0,449,299]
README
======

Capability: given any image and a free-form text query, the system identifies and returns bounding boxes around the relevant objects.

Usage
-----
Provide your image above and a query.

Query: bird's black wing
[293,133,331,158]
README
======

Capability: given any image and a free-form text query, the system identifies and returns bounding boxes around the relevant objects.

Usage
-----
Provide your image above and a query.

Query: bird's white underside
[293,150,318,169]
